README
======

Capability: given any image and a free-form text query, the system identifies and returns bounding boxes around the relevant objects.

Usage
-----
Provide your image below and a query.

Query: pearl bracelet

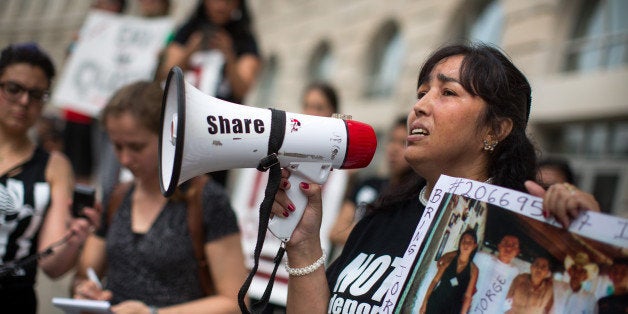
[285,250,327,276]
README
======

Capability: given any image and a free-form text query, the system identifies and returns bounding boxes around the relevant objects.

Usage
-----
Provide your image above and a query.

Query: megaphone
[159,66,377,241]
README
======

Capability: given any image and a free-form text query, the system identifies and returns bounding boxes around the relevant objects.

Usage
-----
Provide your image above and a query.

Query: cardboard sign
[52,10,173,117]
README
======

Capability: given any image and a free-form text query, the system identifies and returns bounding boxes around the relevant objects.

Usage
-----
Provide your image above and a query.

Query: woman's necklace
[419,177,493,206]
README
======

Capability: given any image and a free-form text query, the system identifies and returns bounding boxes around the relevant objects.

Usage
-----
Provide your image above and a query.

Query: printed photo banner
[379,175,628,313]
[52,10,174,117]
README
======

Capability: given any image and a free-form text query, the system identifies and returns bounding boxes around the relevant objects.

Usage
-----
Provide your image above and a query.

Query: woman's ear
[493,117,513,142]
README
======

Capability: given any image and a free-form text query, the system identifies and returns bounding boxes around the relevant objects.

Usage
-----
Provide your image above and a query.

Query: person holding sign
[157,0,260,104]
[270,42,601,313]
[157,0,261,187]
[0,43,99,314]
[72,81,247,313]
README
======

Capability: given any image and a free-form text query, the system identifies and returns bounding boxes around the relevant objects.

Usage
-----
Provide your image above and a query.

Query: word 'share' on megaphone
[159,66,377,241]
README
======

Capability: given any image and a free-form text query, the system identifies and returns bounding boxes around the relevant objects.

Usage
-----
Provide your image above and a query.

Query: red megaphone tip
[342,120,377,169]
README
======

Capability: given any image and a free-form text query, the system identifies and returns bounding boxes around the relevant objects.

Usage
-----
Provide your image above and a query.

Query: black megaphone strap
[238,108,286,313]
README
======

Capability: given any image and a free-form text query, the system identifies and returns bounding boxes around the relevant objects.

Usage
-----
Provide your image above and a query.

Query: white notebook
[52,297,112,314]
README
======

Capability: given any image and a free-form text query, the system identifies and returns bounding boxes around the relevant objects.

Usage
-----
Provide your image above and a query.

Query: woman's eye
[443,89,456,96]
[417,91,427,99]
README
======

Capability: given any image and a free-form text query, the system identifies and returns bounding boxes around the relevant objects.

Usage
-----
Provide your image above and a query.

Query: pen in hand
[87,267,102,289]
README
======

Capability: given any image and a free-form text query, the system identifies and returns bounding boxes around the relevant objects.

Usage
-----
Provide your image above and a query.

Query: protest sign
[52,10,173,117]
[380,175,628,314]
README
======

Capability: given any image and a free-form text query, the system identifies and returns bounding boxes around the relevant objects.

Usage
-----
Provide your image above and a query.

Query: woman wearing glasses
[0,43,99,314]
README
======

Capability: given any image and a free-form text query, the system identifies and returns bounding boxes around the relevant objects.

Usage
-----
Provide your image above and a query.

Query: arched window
[564,0,628,72]
[365,20,404,98]
[256,55,279,107]
[307,41,334,83]
[451,0,504,46]
[468,0,504,45]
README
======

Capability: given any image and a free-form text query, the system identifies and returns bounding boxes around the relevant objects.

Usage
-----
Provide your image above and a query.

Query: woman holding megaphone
[271,43,601,313]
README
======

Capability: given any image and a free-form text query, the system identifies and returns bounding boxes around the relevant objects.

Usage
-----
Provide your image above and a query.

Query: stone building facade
[2,1,625,215]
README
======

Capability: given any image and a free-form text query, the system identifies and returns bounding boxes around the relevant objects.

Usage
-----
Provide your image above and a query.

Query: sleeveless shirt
[0,147,51,287]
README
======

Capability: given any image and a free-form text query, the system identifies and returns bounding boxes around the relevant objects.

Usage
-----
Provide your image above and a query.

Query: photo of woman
[420,229,479,314]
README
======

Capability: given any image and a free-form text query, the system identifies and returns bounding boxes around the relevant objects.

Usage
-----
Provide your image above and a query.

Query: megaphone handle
[268,172,311,242]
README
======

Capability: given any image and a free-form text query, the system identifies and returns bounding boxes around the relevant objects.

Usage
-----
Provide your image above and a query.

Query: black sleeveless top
[0,147,51,287]
[426,253,472,314]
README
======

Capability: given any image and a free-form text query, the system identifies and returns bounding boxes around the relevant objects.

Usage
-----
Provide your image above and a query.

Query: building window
[468,0,504,45]
[564,0,628,72]
[536,120,627,215]
[452,0,504,45]
[540,121,628,157]
[307,41,333,83]
[364,20,404,98]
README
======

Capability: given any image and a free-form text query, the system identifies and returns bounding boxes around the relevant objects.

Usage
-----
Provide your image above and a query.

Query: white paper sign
[52,10,174,117]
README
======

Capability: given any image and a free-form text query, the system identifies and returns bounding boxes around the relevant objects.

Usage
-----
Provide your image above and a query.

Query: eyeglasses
[0,81,50,104]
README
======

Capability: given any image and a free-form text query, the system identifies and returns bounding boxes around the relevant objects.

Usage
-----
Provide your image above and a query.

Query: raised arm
[38,151,98,278]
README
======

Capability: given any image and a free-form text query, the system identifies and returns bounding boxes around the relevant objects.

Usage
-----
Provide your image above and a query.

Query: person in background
[72,81,247,314]
[536,156,576,188]
[0,42,98,314]
[505,256,554,314]
[420,229,479,314]
[471,234,523,313]
[301,81,339,118]
[270,43,600,313]
[35,115,64,153]
[552,252,598,314]
[137,0,170,17]
[157,0,260,102]
[597,258,628,314]
[62,0,127,185]
[329,116,420,253]
[158,0,261,187]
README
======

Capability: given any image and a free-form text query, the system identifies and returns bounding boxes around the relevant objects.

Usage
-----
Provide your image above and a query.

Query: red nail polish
[282,181,289,188]
[288,204,295,212]
[300,182,309,189]
[283,210,289,217]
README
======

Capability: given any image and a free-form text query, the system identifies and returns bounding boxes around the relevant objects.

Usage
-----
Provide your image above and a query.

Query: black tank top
[0,146,51,286]
[426,254,472,314]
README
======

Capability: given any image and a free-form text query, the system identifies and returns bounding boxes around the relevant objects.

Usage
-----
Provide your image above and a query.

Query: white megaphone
[159,67,377,241]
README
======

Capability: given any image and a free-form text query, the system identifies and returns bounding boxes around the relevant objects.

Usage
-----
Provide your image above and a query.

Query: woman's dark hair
[457,228,478,261]
[0,42,55,84]
[538,157,575,184]
[186,0,254,39]
[417,42,536,192]
[302,81,340,113]
[370,42,535,213]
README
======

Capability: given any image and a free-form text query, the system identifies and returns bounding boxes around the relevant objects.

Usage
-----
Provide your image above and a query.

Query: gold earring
[483,139,498,152]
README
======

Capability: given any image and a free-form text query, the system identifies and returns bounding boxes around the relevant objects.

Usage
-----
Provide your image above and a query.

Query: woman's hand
[209,29,236,62]
[73,279,112,301]
[66,203,101,247]
[272,169,324,249]
[525,180,600,228]
[110,300,153,314]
